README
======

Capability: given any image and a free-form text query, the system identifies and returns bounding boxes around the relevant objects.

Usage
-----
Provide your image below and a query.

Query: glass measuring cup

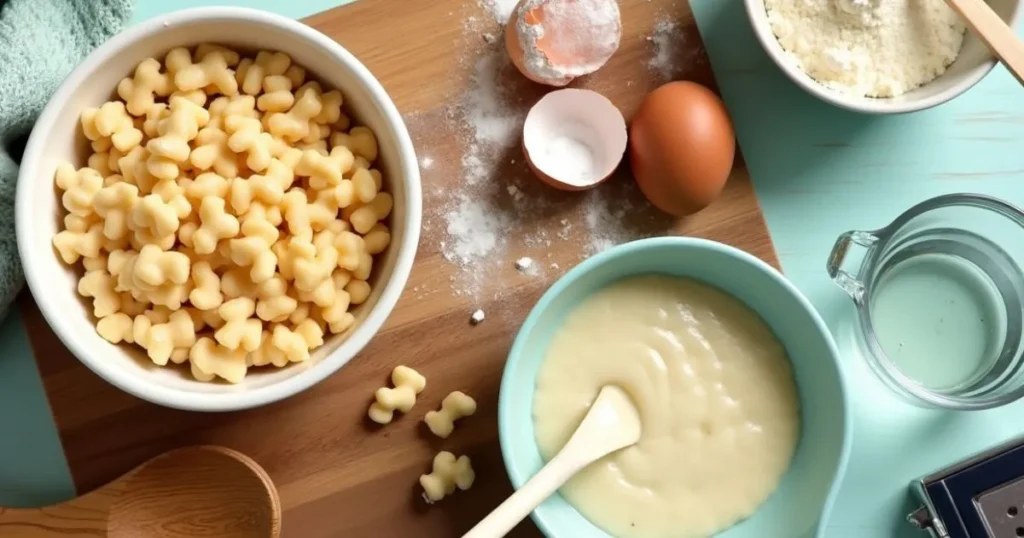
[827,194,1024,410]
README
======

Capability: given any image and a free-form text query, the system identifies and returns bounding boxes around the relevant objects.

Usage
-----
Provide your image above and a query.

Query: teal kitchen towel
[0,0,134,317]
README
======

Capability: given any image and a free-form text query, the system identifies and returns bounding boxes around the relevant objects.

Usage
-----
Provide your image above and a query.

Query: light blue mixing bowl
[498,237,852,538]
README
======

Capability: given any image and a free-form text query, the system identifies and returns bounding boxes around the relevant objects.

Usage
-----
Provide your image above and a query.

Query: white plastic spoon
[463,385,642,538]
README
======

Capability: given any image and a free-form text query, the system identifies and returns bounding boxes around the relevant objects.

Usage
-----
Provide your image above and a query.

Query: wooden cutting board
[19,0,777,536]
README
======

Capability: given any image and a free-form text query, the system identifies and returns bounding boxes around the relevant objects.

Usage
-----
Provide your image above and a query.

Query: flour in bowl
[765,0,967,97]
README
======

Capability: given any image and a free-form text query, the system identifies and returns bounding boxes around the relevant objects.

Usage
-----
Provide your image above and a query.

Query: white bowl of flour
[746,0,1021,113]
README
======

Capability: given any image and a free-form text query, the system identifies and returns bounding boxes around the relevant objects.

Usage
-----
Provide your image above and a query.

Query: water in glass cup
[828,194,1024,410]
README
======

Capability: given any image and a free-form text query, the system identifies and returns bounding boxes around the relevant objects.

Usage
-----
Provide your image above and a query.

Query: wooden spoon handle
[0,504,109,536]
[0,485,117,537]
[944,0,1024,85]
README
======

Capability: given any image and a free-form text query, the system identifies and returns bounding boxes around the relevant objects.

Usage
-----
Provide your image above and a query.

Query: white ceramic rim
[743,0,1022,114]
[15,7,423,411]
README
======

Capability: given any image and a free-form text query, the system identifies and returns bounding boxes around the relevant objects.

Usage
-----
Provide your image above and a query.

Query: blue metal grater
[909,435,1024,537]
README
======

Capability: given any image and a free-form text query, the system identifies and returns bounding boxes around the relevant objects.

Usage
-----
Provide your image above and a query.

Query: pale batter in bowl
[533,275,800,538]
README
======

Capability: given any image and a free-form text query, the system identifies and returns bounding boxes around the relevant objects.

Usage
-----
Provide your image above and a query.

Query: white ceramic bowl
[745,0,1022,113]
[15,7,422,411]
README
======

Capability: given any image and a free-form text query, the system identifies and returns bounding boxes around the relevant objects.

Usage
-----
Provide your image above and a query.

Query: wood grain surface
[0,446,280,538]
[19,0,777,536]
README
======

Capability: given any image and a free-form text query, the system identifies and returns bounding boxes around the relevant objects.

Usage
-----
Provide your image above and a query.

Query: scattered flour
[471,309,487,324]
[764,0,966,97]
[480,0,519,23]
[584,190,632,254]
[507,184,525,202]
[466,54,519,147]
[436,48,521,297]
[431,0,662,299]
[462,153,487,185]
[648,18,688,80]
[461,52,519,186]
[438,8,527,298]
[525,229,551,248]
[556,219,572,240]
[444,194,509,265]
[438,44,519,293]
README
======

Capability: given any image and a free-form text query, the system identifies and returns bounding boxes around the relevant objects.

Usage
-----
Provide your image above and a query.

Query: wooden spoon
[0,445,281,538]
[943,0,1024,85]
[462,385,642,538]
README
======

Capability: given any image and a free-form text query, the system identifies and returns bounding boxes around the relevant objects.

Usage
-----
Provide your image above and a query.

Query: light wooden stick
[944,0,1024,85]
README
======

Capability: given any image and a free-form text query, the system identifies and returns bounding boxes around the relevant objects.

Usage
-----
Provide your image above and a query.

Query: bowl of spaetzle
[16,7,422,411]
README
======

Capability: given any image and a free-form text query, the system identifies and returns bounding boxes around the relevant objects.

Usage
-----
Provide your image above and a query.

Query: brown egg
[629,81,736,216]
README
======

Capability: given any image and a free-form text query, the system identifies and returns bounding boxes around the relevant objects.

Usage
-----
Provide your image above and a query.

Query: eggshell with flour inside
[505,0,622,87]
[522,88,627,191]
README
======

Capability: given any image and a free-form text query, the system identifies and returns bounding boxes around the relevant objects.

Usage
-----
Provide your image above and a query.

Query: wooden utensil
[943,0,1024,85]
[462,386,642,538]
[0,446,280,538]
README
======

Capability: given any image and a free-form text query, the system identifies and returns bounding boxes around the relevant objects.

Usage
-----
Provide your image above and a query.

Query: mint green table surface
[691,0,1024,536]
[3,0,1022,536]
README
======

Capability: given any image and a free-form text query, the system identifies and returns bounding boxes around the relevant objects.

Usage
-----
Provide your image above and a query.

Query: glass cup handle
[827,230,878,303]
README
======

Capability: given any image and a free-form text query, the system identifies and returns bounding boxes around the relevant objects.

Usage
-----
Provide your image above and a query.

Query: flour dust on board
[405,0,692,307]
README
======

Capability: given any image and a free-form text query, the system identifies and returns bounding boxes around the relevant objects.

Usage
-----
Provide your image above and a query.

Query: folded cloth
[0,0,134,318]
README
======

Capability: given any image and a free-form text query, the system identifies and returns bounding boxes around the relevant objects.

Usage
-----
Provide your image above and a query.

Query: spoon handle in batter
[463,448,586,538]
[462,386,642,538]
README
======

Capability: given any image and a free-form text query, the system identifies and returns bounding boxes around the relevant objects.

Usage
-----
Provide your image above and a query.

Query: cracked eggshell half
[522,88,627,191]
[505,0,622,87]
